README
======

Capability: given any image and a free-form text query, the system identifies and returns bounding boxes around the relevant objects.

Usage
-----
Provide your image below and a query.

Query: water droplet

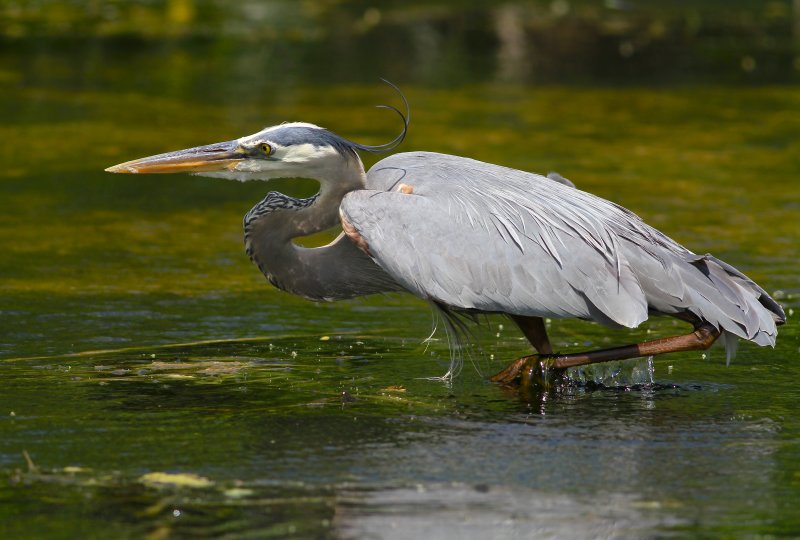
[172,509,181,518]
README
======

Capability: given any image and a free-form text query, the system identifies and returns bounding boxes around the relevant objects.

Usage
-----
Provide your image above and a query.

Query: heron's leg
[491,316,552,384]
[511,315,553,354]
[547,323,720,369]
[492,323,720,386]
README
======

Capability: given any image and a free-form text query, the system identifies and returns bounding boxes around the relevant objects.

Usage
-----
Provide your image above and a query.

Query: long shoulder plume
[346,79,410,154]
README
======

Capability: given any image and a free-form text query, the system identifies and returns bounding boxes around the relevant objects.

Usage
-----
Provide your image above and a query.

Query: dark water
[2,2,800,538]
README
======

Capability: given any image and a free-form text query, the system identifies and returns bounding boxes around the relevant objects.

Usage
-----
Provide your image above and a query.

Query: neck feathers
[244,192,319,230]
[241,156,399,300]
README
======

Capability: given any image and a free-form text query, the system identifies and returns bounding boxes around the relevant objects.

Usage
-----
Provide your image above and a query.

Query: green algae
[1,3,800,537]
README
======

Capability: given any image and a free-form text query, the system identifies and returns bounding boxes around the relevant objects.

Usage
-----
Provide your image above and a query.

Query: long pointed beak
[105,140,244,174]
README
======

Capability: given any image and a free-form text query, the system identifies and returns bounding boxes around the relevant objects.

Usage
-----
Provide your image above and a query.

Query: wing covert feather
[344,152,652,327]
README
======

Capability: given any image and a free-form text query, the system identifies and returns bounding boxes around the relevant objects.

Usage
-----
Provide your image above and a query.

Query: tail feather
[630,239,784,358]
[718,330,740,366]
[703,254,786,325]
[686,254,783,349]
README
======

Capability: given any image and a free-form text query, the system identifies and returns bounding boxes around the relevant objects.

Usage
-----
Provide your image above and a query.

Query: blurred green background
[1,1,799,539]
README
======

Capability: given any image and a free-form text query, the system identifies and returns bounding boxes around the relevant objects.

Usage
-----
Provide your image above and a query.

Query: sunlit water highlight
[566,356,656,387]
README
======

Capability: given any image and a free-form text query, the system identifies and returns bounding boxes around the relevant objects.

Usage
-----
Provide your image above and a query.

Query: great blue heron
[106,88,785,386]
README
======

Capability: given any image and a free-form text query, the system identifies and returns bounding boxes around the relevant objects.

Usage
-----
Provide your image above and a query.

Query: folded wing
[340,152,782,346]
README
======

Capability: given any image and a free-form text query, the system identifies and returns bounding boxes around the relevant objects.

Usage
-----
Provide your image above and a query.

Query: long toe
[490,355,537,385]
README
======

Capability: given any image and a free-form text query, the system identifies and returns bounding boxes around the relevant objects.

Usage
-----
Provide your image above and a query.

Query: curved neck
[244,155,400,300]
[284,156,366,239]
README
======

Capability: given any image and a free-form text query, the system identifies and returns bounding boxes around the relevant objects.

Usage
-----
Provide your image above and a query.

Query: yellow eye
[259,143,272,155]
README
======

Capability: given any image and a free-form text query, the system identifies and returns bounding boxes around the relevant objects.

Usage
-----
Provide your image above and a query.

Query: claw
[491,354,565,390]
[489,356,533,384]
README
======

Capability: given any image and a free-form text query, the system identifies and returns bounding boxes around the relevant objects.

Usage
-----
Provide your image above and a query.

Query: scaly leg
[492,322,721,386]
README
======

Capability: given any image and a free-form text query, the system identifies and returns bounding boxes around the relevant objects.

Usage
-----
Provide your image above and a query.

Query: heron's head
[106,82,409,183]
[106,122,388,182]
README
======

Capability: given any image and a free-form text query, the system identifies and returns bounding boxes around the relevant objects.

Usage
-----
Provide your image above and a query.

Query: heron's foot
[490,355,565,389]
[490,356,534,384]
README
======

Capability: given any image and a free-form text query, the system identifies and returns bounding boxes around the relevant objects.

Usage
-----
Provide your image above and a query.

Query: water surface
[2,2,800,538]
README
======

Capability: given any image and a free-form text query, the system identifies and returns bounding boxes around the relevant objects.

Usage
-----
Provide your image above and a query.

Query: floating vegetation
[1,10,798,535]
[139,472,214,489]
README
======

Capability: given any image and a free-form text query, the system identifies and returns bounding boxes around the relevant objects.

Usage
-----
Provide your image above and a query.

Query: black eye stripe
[243,126,359,158]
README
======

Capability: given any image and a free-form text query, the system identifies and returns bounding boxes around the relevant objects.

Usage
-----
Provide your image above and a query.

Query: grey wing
[341,151,781,345]
[344,152,650,327]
